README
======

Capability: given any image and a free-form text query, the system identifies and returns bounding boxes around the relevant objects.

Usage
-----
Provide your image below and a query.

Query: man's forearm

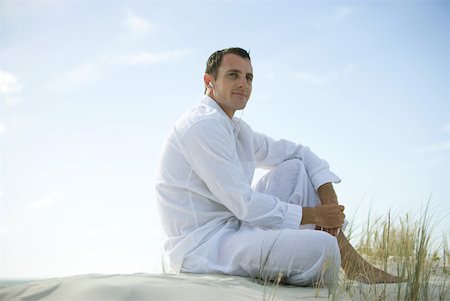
[317,182,338,205]
[301,207,317,225]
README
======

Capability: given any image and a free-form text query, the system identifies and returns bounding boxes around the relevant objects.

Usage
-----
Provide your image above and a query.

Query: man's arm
[316,182,343,236]
[317,182,338,205]
[180,119,303,230]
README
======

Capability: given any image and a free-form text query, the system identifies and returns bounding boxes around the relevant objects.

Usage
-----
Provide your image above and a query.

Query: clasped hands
[315,204,345,236]
[301,204,345,237]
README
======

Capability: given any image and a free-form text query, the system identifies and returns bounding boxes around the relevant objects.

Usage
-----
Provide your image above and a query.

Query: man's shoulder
[174,103,230,138]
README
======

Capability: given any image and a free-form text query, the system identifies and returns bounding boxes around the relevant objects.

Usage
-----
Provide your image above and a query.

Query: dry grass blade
[338,200,450,300]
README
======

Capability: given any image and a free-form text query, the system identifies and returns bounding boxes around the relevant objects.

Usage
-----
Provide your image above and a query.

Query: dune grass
[337,203,450,301]
[252,202,449,300]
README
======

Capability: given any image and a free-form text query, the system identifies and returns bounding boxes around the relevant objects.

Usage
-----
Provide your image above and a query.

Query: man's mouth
[232,92,247,97]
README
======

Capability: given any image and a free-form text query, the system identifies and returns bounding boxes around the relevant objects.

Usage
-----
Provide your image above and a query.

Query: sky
[0,0,449,279]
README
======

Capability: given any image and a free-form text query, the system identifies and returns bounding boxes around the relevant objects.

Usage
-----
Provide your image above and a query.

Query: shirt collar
[200,95,241,134]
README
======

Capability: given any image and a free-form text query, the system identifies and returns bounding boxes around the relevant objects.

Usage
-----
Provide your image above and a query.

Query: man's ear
[204,73,213,89]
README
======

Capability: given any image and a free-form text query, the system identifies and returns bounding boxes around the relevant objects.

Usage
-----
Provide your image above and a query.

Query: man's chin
[236,104,247,112]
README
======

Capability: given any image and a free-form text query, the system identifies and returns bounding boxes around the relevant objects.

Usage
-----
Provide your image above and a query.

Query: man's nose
[237,79,248,88]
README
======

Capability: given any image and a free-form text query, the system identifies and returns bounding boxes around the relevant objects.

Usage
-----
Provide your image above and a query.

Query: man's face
[207,53,253,118]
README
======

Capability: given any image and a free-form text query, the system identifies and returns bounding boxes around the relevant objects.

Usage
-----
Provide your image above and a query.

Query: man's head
[204,47,253,119]
[205,48,251,80]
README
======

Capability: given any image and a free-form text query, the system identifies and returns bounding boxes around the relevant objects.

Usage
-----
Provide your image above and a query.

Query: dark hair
[205,47,251,79]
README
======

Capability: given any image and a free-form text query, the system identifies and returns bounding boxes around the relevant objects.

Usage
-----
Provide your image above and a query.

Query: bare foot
[345,264,405,284]
[337,232,406,284]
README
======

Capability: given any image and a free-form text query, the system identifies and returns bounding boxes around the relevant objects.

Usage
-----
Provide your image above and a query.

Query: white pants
[181,159,341,289]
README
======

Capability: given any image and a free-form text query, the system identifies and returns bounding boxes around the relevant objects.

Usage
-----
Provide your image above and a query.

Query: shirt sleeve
[179,119,302,230]
[253,132,341,190]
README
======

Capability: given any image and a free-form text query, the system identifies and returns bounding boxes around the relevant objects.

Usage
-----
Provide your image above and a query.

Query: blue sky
[1,0,449,279]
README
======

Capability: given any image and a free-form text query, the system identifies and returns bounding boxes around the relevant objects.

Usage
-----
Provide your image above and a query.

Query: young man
[155,48,400,289]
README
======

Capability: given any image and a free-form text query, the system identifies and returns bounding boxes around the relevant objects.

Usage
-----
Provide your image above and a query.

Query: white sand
[0,273,330,301]
[3,272,448,300]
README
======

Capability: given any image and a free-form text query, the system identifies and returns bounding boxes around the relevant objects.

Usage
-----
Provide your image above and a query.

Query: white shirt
[155,96,341,272]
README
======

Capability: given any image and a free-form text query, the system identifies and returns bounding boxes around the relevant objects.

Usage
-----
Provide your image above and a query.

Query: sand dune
[2,272,449,300]
[0,273,330,301]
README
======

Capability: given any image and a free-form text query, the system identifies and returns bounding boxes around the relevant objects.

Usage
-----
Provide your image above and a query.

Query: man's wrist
[301,207,317,225]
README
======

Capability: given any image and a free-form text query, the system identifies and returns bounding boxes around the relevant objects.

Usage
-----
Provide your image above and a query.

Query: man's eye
[229,73,237,79]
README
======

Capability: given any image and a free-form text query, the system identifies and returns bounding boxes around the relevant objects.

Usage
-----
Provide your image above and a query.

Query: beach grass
[337,203,450,301]
[253,202,449,300]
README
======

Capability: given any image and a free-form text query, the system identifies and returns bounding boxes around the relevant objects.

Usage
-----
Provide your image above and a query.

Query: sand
[2,272,448,300]
[0,273,330,301]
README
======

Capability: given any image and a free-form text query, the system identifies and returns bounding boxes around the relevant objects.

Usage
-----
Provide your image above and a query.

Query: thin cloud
[292,71,328,85]
[3,95,23,106]
[26,192,59,210]
[0,123,5,134]
[414,124,450,156]
[334,6,357,22]
[0,70,21,94]
[46,62,102,93]
[292,64,356,86]
[46,49,188,93]
[415,142,450,154]
[102,49,190,66]
[121,9,154,40]
[0,69,23,106]
[83,224,126,239]
[313,6,356,28]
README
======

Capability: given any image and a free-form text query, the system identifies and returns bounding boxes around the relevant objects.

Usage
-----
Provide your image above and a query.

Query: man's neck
[205,93,234,119]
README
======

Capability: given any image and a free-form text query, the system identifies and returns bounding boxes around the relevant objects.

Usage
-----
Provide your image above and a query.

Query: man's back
[156,96,256,271]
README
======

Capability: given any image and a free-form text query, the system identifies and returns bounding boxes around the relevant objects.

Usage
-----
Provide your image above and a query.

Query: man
[155,47,400,289]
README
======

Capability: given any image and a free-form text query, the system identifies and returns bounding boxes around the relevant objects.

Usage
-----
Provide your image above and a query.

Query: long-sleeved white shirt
[155,96,341,272]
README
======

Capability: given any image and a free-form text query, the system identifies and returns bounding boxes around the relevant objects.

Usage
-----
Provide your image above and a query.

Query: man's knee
[277,159,308,180]
[255,158,315,206]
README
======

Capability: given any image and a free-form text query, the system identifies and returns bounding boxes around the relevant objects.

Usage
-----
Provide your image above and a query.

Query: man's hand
[301,204,345,228]
[314,204,345,228]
